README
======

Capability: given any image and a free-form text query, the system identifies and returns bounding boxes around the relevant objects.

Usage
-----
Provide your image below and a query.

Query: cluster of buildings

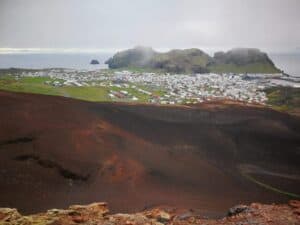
[16,69,297,105]
[108,89,139,101]
[104,72,271,104]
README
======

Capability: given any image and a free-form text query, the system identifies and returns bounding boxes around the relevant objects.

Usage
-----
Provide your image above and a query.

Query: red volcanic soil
[0,91,299,216]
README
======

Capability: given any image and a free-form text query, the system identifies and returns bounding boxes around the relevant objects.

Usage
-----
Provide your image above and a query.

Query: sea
[0,53,112,71]
[0,52,300,77]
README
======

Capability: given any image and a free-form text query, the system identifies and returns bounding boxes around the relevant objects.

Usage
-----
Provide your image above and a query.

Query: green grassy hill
[209,48,280,73]
[150,48,212,73]
[105,46,280,74]
[265,86,300,115]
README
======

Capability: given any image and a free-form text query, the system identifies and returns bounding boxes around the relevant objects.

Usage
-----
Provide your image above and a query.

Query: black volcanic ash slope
[0,91,299,215]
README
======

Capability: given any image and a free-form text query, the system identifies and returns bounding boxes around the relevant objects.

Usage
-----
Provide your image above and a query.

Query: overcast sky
[0,0,299,53]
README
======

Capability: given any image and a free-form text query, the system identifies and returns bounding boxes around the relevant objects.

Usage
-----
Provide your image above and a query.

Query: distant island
[90,59,100,65]
[105,46,280,74]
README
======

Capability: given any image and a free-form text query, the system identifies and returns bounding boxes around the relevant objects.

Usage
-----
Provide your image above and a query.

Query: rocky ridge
[0,201,299,225]
[105,46,280,74]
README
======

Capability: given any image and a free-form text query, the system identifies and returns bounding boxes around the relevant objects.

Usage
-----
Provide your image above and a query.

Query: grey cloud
[0,0,299,52]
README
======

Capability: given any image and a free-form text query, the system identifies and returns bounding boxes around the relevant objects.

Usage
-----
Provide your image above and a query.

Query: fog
[0,0,299,53]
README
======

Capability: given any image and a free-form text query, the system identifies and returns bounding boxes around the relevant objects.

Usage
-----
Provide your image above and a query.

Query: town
[13,69,299,105]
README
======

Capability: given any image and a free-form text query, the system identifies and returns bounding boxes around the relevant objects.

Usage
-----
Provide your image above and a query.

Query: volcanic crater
[0,91,299,217]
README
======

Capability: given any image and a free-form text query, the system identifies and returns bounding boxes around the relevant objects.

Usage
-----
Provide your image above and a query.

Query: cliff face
[0,201,299,225]
[105,46,280,74]
[105,46,157,69]
[208,48,280,73]
[150,48,213,73]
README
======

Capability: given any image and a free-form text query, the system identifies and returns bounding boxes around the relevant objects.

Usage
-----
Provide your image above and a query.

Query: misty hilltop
[105,46,280,74]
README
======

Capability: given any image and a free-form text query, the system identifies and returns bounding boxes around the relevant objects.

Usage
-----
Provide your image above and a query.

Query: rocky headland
[105,46,280,74]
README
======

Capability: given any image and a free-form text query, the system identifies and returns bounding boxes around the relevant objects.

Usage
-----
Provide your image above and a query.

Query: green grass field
[0,76,61,96]
[265,87,300,114]
[208,62,280,74]
[1,74,299,116]
[0,75,159,103]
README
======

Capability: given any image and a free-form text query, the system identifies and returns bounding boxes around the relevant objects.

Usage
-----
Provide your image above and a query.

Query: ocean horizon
[0,53,112,71]
[0,52,300,77]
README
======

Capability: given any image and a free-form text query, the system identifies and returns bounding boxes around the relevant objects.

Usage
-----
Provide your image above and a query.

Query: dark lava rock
[90,59,100,65]
[227,205,250,216]
[1,201,300,225]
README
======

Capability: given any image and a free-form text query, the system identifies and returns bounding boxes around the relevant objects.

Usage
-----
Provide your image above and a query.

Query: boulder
[227,204,250,216]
